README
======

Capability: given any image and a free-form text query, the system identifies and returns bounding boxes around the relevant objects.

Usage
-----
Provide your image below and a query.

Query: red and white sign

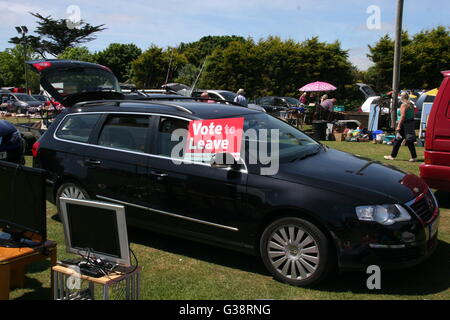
[185,117,244,162]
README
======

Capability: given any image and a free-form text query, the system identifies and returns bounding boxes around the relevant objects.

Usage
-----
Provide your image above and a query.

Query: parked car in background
[0,120,25,164]
[414,91,437,126]
[4,93,42,114]
[192,89,266,112]
[29,59,440,287]
[420,71,450,192]
[32,94,51,105]
[255,96,299,116]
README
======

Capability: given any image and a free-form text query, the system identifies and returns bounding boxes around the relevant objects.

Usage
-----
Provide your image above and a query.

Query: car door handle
[150,171,168,178]
[85,159,101,166]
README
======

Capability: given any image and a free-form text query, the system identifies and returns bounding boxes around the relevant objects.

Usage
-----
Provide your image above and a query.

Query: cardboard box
[333,132,346,142]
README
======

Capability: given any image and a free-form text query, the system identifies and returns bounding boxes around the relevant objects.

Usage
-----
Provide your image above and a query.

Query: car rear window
[97,114,150,153]
[56,114,101,143]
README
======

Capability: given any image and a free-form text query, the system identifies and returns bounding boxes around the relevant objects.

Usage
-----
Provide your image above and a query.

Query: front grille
[409,191,436,223]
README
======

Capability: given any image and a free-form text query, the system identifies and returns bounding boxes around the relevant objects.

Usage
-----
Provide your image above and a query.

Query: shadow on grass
[315,240,450,296]
[11,277,51,300]
[129,226,449,296]
[128,226,268,276]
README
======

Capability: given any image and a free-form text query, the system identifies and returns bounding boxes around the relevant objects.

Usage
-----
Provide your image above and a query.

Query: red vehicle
[420,70,450,191]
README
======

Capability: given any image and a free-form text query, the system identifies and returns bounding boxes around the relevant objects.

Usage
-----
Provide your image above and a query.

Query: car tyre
[260,217,335,287]
[56,182,90,215]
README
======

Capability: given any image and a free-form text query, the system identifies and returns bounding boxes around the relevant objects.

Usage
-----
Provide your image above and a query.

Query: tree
[58,46,97,63]
[199,36,357,100]
[9,12,105,57]
[178,35,246,67]
[96,43,142,83]
[365,26,449,91]
[0,46,40,91]
[0,49,24,87]
[131,46,187,88]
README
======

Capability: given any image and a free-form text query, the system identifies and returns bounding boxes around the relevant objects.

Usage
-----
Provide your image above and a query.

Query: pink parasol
[299,81,337,92]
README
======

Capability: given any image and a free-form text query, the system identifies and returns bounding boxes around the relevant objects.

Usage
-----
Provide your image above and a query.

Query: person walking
[234,88,248,107]
[384,92,417,162]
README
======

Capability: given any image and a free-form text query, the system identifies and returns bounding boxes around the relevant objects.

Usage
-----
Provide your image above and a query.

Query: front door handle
[150,170,168,180]
[85,159,101,166]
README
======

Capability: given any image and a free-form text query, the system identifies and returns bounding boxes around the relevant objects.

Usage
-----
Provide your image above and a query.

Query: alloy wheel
[60,185,86,200]
[266,224,320,280]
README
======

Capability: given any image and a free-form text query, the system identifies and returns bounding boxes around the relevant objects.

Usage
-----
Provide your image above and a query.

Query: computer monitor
[59,197,131,266]
[0,160,47,245]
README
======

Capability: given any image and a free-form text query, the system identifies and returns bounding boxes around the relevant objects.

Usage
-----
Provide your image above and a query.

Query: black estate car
[28,60,439,286]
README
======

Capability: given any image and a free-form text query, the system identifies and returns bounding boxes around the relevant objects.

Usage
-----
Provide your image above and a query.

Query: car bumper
[337,214,440,271]
[420,163,450,192]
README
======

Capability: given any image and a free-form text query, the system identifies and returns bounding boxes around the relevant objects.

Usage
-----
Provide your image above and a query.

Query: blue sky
[1,0,449,70]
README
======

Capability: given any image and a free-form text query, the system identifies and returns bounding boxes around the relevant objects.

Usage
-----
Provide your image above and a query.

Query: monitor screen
[66,203,121,258]
[59,198,130,266]
[0,160,46,240]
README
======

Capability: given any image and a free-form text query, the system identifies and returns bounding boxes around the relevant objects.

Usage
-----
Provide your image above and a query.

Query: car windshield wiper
[289,146,322,163]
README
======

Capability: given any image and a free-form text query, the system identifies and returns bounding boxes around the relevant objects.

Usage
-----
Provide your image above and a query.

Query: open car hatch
[26,59,124,107]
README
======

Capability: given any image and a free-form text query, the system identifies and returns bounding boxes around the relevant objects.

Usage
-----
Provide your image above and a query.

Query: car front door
[84,113,153,225]
[139,115,249,246]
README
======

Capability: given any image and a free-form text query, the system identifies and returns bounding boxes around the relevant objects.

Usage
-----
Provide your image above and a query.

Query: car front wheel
[260,217,335,287]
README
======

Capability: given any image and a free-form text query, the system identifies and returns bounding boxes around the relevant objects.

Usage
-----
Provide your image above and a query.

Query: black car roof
[70,100,259,119]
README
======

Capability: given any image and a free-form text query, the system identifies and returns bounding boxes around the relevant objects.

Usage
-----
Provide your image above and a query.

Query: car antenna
[189,57,207,97]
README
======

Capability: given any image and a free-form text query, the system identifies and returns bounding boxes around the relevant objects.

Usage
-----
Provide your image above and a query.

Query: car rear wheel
[56,182,89,214]
[260,217,335,287]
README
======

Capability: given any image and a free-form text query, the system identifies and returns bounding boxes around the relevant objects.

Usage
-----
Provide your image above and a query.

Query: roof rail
[72,99,193,114]
[140,96,245,107]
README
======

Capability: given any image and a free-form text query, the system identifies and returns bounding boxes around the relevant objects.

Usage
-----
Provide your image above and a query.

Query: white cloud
[348,47,373,71]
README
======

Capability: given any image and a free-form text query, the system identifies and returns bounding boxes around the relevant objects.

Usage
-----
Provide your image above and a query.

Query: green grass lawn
[5,118,450,300]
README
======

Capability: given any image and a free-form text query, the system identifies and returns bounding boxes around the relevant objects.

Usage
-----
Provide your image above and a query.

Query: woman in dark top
[384,92,417,162]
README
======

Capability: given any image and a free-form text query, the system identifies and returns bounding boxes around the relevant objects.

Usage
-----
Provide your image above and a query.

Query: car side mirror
[210,152,243,171]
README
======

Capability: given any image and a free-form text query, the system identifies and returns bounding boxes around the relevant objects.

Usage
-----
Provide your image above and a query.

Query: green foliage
[58,46,98,63]
[131,46,187,88]
[178,35,246,67]
[199,36,357,100]
[9,12,105,57]
[0,46,40,91]
[365,26,450,92]
[174,63,200,86]
[96,43,142,83]
[0,49,24,87]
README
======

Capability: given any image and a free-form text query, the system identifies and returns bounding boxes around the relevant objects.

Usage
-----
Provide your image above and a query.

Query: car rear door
[84,112,153,225]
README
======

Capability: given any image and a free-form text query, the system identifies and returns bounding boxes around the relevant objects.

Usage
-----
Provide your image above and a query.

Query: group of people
[298,92,337,122]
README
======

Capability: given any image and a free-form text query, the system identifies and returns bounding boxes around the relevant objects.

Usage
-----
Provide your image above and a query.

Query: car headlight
[355,204,411,225]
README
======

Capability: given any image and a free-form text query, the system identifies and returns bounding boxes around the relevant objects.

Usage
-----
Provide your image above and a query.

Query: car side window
[156,116,189,158]
[97,114,150,152]
[56,114,101,143]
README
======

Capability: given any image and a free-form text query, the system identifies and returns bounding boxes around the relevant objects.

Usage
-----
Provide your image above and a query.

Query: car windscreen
[16,94,37,102]
[32,95,48,102]
[283,97,300,105]
[219,91,237,102]
[43,67,121,97]
[242,113,319,161]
